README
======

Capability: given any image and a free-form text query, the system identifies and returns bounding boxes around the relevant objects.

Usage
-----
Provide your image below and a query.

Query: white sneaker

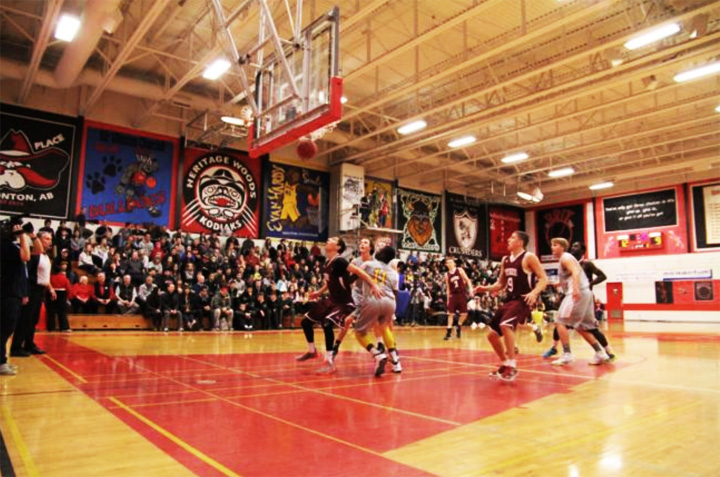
[0,363,17,376]
[588,351,610,365]
[391,360,402,373]
[471,322,478,330]
[316,360,336,374]
[552,353,574,366]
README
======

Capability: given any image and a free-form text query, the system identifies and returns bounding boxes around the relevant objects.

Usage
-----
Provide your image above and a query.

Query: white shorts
[556,289,597,330]
[354,297,395,334]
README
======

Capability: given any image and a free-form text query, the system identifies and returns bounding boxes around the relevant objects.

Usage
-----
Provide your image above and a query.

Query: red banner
[180,147,261,237]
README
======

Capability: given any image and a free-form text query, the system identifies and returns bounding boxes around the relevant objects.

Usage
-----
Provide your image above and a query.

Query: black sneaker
[489,365,508,378]
[456,326,461,339]
[443,333,452,341]
[499,366,518,382]
[10,349,31,358]
[533,326,543,342]
[374,353,388,377]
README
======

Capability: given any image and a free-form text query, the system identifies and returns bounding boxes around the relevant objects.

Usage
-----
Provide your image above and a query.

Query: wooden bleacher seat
[68,314,152,330]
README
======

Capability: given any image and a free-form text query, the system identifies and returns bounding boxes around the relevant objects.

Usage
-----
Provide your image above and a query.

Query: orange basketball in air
[296,139,318,160]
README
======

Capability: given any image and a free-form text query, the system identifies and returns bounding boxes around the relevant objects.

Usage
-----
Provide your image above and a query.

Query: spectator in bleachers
[78,243,99,275]
[48,264,72,332]
[160,282,181,332]
[180,284,198,331]
[94,272,118,314]
[115,274,140,315]
[70,276,95,313]
[211,286,233,331]
[255,293,268,329]
[195,286,213,330]
[123,250,145,286]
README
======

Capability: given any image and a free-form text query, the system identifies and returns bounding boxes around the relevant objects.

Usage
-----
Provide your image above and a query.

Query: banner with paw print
[397,187,442,253]
[77,121,179,228]
[0,103,80,219]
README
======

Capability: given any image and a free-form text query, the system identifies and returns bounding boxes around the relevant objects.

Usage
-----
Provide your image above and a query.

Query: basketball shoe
[499,366,518,382]
[295,351,318,361]
[552,353,574,365]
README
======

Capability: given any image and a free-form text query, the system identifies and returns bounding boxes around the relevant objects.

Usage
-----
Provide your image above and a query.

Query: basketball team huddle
[294,230,614,381]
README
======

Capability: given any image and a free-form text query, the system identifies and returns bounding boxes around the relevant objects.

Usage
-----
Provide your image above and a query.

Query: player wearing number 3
[473,231,548,382]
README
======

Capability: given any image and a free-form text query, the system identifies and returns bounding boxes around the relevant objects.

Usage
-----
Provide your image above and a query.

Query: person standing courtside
[443,257,472,340]
[1,221,31,375]
[12,230,56,357]
[473,231,547,382]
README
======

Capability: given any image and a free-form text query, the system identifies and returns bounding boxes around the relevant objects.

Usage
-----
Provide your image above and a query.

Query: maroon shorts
[447,293,468,314]
[305,298,355,327]
[490,300,531,336]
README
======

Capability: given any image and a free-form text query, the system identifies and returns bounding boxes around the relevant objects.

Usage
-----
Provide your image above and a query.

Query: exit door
[606,282,624,320]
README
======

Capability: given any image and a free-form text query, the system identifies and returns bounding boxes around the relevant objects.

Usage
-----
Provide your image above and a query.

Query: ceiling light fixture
[221,116,247,126]
[448,136,476,148]
[715,104,720,113]
[340,96,348,104]
[589,181,614,190]
[397,120,427,135]
[673,61,720,83]
[55,14,81,42]
[517,191,533,201]
[624,23,681,50]
[501,152,529,164]
[202,59,231,80]
[548,167,575,178]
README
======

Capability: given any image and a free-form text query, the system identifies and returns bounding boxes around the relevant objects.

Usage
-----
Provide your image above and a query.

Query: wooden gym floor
[1,321,719,477]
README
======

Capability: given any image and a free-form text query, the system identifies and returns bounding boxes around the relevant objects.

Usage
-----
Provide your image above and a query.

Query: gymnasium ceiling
[1,0,718,206]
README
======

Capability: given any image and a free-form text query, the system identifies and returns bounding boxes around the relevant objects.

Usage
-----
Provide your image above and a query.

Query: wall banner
[78,121,179,227]
[445,192,487,258]
[181,147,261,237]
[262,162,330,241]
[488,204,524,261]
[0,103,80,219]
[362,177,394,229]
[397,187,442,252]
[535,203,586,262]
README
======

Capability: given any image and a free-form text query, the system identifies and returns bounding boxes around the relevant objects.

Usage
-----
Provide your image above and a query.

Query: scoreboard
[618,231,663,251]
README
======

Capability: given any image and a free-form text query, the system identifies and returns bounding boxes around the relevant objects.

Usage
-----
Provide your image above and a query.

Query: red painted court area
[36,335,625,477]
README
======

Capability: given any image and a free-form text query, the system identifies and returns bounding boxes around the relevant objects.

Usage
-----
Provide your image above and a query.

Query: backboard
[248,6,342,158]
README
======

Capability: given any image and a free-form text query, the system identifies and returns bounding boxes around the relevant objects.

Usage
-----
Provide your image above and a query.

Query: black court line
[0,425,16,477]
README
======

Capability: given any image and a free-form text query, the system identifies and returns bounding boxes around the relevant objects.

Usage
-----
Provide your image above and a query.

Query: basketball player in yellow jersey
[280,181,300,222]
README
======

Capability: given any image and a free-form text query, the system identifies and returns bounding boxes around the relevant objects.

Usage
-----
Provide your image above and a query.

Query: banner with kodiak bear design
[397,187,442,253]
[445,192,487,259]
[0,103,80,219]
[181,147,262,237]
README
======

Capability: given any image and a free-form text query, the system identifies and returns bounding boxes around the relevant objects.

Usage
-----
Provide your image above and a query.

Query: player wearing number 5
[473,231,547,382]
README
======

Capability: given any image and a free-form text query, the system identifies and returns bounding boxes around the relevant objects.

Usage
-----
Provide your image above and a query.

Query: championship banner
[0,103,80,218]
[363,177,394,229]
[535,202,586,262]
[78,121,179,227]
[488,204,524,261]
[445,192,487,259]
[181,147,261,237]
[262,162,329,241]
[397,187,442,252]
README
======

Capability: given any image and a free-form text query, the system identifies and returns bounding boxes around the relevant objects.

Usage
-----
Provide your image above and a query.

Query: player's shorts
[556,289,597,330]
[305,298,355,327]
[489,300,531,336]
[447,293,468,314]
[354,297,395,334]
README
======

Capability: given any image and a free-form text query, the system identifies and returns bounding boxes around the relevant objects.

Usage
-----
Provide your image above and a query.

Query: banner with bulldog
[77,121,179,228]
[0,103,80,218]
[397,187,442,253]
[445,192,487,259]
[262,162,330,241]
[181,147,262,237]
[535,202,586,262]
[488,204,525,261]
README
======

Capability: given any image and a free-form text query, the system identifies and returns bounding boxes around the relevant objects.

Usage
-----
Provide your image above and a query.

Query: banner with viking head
[397,187,442,252]
[181,147,261,237]
[445,192,487,259]
[0,103,80,218]
[78,121,179,228]
[535,202,587,262]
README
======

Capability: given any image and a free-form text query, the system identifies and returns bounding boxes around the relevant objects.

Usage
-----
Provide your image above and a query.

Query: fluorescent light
[221,116,246,126]
[55,14,81,42]
[340,96,348,104]
[673,61,720,83]
[448,136,476,148]
[501,152,529,164]
[589,181,614,190]
[548,167,575,178]
[517,191,533,201]
[716,104,720,113]
[397,120,427,135]
[624,23,680,50]
[202,59,231,80]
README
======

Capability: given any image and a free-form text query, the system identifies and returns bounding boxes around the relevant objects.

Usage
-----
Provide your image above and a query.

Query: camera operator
[1,220,32,375]
[11,229,56,357]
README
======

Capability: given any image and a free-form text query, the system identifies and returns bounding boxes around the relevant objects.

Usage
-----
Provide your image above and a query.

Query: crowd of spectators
[38,217,565,333]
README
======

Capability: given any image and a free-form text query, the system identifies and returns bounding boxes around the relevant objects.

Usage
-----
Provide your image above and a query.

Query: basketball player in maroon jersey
[444,257,472,340]
[473,231,547,381]
[295,237,381,373]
